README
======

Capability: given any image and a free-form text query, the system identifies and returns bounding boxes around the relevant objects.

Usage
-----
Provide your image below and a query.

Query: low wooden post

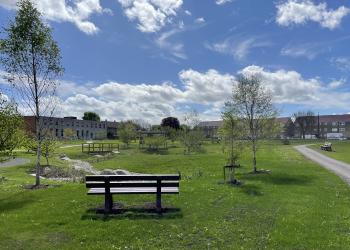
[104,177,113,213]
[156,179,162,213]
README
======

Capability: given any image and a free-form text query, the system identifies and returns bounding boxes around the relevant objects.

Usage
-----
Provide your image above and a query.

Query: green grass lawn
[1,141,350,249]
[309,140,350,164]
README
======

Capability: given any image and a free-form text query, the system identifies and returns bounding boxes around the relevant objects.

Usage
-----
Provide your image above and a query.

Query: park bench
[85,174,181,213]
[320,142,332,151]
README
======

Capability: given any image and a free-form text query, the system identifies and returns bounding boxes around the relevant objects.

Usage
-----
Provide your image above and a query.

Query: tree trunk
[32,41,41,186]
[35,132,41,186]
[252,140,257,173]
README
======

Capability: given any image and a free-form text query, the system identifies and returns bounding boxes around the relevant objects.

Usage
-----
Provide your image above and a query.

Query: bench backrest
[86,174,181,189]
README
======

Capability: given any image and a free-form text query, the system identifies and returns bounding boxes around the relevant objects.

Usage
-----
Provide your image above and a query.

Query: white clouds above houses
[117,0,183,33]
[276,0,350,30]
[0,0,109,34]
[45,66,350,123]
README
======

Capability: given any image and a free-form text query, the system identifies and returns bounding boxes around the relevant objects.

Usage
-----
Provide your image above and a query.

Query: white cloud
[206,36,272,60]
[280,42,324,60]
[185,10,191,16]
[155,24,187,60]
[0,0,109,34]
[330,57,350,71]
[118,0,183,33]
[53,69,233,123]
[240,65,350,109]
[276,0,350,30]
[11,66,350,123]
[215,0,232,5]
[194,17,205,24]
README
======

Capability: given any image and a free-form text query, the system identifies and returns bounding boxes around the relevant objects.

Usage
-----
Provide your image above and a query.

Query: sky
[0,0,350,124]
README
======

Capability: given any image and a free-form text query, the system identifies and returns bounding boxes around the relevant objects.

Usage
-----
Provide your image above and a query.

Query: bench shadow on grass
[81,202,183,221]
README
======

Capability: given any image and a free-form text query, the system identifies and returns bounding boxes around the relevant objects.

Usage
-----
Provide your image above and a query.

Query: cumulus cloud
[118,0,183,33]
[206,36,272,60]
[276,0,350,30]
[11,66,350,123]
[239,65,350,109]
[0,0,109,34]
[215,0,232,5]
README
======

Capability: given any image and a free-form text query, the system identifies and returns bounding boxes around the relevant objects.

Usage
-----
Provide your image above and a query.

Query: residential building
[198,114,350,139]
[24,116,119,140]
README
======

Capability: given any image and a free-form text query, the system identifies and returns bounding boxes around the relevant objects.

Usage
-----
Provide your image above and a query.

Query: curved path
[0,158,30,168]
[294,145,350,185]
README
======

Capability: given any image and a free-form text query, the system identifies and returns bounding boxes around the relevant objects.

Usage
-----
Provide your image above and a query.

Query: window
[340,128,345,132]
[332,122,337,126]
[76,130,79,137]
[61,129,64,137]
[340,122,345,126]
[332,128,338,132]
[99,124,101,128]
[55,129,58,137]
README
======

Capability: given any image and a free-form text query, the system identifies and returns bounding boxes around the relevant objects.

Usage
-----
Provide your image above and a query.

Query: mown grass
[1,141,350,249]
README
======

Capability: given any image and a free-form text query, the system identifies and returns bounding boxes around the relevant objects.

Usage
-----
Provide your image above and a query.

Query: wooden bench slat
[85,174,180,181]
[87,187,179,195]
[86,181,179,188]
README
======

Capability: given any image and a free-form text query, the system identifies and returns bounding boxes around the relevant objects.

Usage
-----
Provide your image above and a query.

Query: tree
[180,110,205,154]
[161,117,180,130]
[293,111,315,139]
[0,97,25,155]
[82,111,100,122]
[283,118,296,138]
[228,75,278,173]
[42,136,58,166]
[0,0,64,186]
[220,107,244,166]
[118,121,137,148]
[64,128,76,140]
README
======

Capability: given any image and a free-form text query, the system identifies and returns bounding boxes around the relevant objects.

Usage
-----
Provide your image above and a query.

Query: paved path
[0,158,30,168]
[294,145,350,185]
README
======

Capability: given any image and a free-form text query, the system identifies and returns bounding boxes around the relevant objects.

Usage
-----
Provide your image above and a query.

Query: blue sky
[0,0,350,124]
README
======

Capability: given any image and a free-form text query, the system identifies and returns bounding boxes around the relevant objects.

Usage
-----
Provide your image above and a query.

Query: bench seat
[88,187,179,195]
[85,174,181,213]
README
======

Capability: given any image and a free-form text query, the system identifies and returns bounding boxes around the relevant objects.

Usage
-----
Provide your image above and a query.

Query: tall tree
[82,111,100,122]
[227,75,278,173]
[0,0,63,186]
[283,118,296,138]
[161,117,180,130]
[293,111,315,139]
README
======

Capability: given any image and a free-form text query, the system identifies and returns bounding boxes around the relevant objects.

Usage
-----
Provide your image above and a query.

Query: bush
[281,138,291,145]
[143,136,167,151]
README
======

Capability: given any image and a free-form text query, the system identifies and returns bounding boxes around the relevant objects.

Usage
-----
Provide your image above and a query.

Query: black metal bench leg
[156,179,162,213]
[105,193,113,213]
[156,192,162,213]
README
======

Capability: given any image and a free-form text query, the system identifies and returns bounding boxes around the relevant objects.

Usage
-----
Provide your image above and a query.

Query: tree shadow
[0,195,36,212]
[141,149,169,155]
[81,202,182,221]
[240,172,314,186]
[239,184,263,196]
